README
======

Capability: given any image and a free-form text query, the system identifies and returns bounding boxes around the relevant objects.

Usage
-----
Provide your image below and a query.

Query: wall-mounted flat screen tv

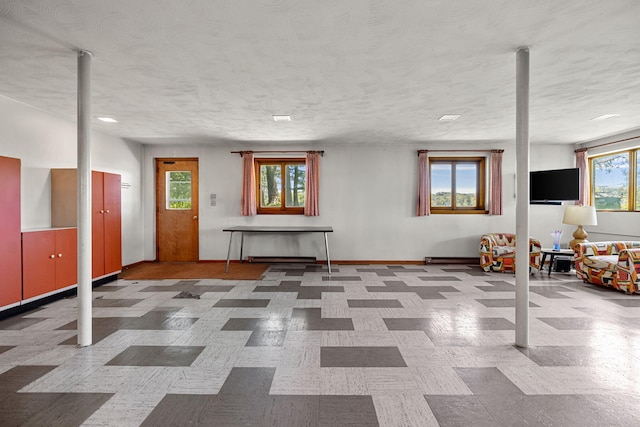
[530,168,580,204]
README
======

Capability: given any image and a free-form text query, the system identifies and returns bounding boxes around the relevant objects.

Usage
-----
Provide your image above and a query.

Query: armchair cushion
[574,241,640,294]
[582,255,618,270]
[492,246,515,257]
[480,233,541,274]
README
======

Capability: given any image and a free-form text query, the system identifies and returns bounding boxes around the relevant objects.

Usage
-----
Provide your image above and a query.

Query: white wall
[0,96,145,266]
[4,92,636,266]
[143,142,585,261]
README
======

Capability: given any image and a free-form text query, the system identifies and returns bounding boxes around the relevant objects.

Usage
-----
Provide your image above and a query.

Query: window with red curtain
[417,150,501,216]
[416,151,430,216]
[429,157,486,214]
[240,151,256,216]
[304,152,320,216]
[254,158,306,215]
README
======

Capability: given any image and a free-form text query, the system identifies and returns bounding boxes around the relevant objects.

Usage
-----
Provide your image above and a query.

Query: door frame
[155,157,199,262]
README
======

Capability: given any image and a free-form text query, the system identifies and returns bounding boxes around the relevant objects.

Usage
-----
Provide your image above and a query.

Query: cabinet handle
[58,253,63,258]
[100,210,105,214]
[50,254,55,259]
[106,209,110,213]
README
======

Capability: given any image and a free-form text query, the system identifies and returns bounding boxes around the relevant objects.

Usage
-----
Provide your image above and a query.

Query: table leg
[225,232,234,273]
[324,232,332,275]
[548,254,554,276]
[540,252,547,275]
[239,232,245,264]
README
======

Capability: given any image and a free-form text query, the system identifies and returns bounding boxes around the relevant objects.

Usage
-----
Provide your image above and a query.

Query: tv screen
[530,168,580,203]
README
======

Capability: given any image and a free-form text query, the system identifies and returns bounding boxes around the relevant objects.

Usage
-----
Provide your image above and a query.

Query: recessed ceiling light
[438,114,460,122]
[97,117,118,123]
[272,115,291,122]
[591,114,620,121]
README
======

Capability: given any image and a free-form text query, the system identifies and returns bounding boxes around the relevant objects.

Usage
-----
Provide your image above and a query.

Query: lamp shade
[562,205,597,226]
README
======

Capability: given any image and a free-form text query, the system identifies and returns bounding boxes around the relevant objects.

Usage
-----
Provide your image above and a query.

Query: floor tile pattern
[106,345,205,367]
[254,280,345,299]
[143,367,380,426]
[1,264,640,426]
[320,346,407,367]
[366,280,460,299]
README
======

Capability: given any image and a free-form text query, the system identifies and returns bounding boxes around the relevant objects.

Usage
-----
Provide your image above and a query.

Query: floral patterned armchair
[480,233,542,274]
[574,241,640,294]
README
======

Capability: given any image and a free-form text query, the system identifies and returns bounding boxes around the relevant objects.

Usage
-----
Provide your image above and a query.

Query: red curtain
[304,152,320,216]
[416,151,430,216]
[575,149,589,205]
[240,151,256,216]
[489,150,503,215]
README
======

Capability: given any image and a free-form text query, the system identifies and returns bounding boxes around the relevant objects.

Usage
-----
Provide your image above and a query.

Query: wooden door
[55,228,78,289]
[22,231,56,299]
[103,172,122,274]
[0,156,22,306]
[156,158,199,262]
[92,171,105,278]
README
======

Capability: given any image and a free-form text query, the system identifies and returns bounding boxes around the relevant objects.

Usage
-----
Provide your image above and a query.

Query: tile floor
[1,264,640,426]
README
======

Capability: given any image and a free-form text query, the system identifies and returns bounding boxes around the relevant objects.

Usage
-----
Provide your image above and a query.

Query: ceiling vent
[438,115,460,122]
[591,114,619,121]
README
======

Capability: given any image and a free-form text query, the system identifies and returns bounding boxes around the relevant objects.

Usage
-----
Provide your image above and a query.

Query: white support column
[515,47,530,348]
[77,50,93,347]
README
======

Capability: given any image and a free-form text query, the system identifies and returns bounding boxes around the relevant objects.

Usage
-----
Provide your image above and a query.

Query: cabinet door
[22,231,57,299]
[50,169,78,227]
[55,228,77,289]
[0,156,22,307]
[92,171,105,278]
[103,172,122,274]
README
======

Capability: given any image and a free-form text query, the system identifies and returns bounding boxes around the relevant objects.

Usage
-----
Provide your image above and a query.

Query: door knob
[193,216,198,220]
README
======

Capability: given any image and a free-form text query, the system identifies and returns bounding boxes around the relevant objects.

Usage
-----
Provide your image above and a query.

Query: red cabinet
[51,169,122,279]
[55,229,78,288]
[22,228,77,300]
[0,156,22,308]
[92,171,122,278]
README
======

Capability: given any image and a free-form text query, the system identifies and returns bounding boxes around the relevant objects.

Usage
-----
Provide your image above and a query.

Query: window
[255,158,306,214]
[590,147,639,211]
[166,171,192,209]
[636,150,640,211]
[430,157,486,213]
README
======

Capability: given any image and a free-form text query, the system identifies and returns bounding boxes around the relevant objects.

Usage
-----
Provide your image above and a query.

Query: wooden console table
[223,226,334,274]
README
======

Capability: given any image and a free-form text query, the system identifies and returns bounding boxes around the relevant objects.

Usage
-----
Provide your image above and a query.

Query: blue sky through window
[431,163,477,193]
[593,153,628,187]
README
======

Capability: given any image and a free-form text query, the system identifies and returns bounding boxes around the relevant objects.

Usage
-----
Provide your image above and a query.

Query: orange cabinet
[0,156,22,308]
[22,228,77,300]
[51,169,122,279]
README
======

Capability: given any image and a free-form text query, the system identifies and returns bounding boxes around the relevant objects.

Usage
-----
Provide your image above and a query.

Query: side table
[540,248,575,276]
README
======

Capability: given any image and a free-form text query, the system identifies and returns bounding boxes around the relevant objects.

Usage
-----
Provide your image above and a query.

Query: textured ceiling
[1,0,639,146]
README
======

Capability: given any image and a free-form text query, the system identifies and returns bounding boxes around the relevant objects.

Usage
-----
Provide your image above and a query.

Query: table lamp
[562,205,597,250]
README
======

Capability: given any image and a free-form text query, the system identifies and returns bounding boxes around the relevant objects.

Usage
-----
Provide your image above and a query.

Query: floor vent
[425,257,480,265]
[247,256,316,264]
